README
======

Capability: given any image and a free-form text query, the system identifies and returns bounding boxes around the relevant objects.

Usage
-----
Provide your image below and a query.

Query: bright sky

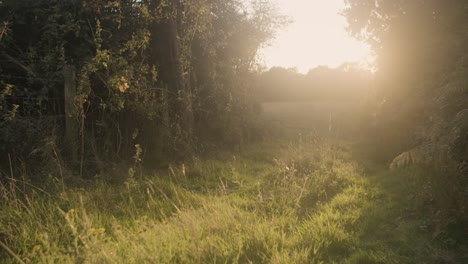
[260,0,372,73]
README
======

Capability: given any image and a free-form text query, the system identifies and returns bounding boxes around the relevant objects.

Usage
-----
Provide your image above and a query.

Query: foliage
[0,0,285,176]
[344,0,468,233]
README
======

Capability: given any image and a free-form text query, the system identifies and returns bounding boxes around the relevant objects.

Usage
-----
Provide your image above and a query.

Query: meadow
[1,103,464,263]
[1,1,467,262]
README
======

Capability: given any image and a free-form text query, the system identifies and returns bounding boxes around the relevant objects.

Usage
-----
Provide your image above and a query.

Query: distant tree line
[0,0,284,177]
[254,64,372,102]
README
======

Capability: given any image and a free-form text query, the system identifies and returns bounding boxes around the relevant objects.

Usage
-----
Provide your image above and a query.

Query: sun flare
[261,0,373,73]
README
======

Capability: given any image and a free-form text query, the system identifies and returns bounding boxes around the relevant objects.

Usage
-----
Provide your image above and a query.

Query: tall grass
[0,139,461,263]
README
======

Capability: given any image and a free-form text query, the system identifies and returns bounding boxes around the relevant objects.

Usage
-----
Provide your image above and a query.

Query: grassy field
[1,135,463,263]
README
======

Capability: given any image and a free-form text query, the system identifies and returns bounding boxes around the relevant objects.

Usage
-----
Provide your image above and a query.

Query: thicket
[0,0,284,178]
[344,0,468,239]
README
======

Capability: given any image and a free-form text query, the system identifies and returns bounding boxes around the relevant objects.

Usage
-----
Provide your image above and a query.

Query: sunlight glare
[260,0,373,73]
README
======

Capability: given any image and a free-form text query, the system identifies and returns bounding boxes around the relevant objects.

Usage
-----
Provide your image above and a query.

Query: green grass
[0,140,464,263]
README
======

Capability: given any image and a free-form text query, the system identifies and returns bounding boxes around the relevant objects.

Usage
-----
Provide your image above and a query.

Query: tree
[0,0,285,176]
[344,0,468,230]
[254,65,370,102]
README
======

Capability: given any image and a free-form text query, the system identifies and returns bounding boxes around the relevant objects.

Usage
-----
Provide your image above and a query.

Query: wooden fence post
[63,65,78,162]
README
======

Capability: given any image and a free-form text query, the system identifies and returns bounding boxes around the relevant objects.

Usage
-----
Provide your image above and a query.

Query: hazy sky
[260,0,371,73]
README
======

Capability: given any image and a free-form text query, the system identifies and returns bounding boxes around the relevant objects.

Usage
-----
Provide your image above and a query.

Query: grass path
[0,141,460,263]
[84,143,449,263]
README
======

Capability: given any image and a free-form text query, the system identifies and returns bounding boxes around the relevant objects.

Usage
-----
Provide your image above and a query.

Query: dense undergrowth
[1,137,466,263]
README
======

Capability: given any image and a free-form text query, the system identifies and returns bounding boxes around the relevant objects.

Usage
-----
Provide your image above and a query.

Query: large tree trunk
[146,0,194,159]
[168,3,194,153]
